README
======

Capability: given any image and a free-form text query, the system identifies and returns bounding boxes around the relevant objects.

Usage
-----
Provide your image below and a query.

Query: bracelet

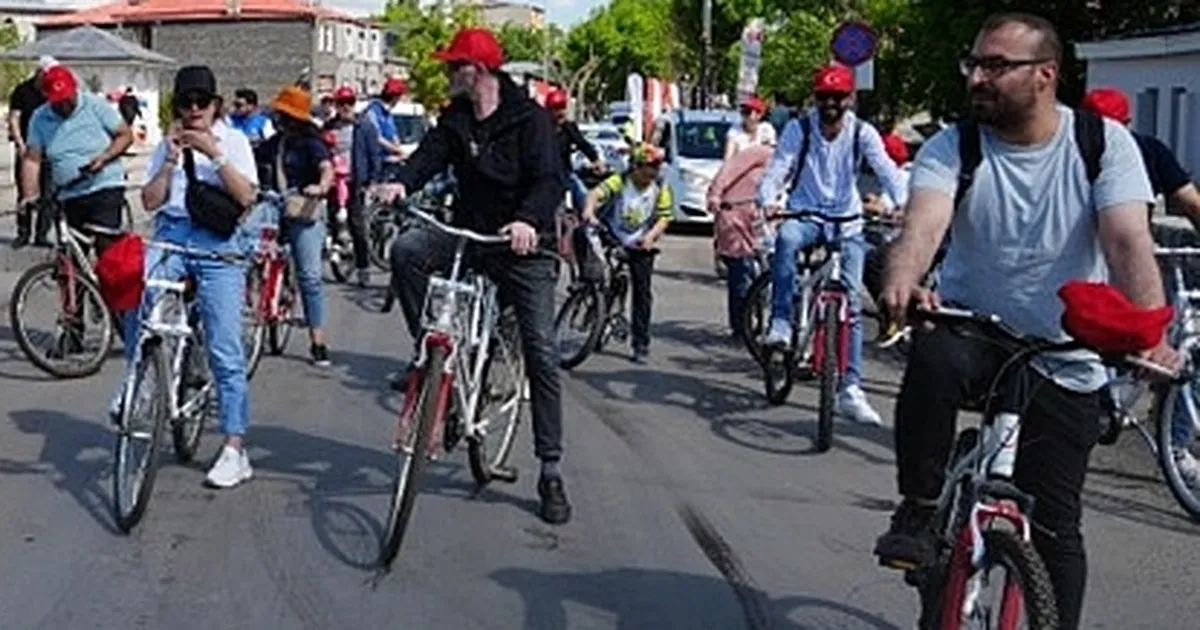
[211,154,229,170]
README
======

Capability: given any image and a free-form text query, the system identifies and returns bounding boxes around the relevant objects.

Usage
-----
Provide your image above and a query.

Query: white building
[1076,23,1200,177]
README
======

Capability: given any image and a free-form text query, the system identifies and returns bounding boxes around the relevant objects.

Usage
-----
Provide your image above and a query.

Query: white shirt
[144,120,258,221]
[726,123,776,155]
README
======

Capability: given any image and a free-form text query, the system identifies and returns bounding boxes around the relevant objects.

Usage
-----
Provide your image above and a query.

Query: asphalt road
[0,233,1197,630]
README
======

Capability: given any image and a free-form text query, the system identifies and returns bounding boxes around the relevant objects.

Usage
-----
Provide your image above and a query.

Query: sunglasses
[176,92,214,110]
[814,92,849,103]
[335,99,355,107]
[959,55,1052,77]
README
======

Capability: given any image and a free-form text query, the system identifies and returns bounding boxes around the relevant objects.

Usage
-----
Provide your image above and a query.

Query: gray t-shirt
[909,105,1154,392]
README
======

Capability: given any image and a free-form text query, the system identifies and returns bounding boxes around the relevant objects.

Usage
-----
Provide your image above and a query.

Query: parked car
[651,108,740,225]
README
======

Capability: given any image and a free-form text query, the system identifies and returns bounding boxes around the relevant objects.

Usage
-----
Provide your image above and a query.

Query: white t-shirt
[143,120,259,222]
[726,123,776,155]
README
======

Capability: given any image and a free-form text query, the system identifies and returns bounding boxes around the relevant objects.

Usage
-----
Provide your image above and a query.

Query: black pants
[624,249,655,352]
[389,226,563,461]
[895,323,1101,630]
[15,153,54,241]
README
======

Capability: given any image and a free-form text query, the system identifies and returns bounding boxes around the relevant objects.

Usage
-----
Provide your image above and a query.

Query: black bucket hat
[174,65,217,97]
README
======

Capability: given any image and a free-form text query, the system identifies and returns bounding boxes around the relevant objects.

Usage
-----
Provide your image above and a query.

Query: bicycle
[553,224,657,369]
[885,305,1173,629]
[242,191,299,379]
[112,240,246,533]
[9,169,126,378]
[324,151,353,283]
[379,204,554,567]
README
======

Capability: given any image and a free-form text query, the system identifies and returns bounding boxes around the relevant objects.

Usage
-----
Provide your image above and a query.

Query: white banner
[736,18,765,103]
[626,73,644,141]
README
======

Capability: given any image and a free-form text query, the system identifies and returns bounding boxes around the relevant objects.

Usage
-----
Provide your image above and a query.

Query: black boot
[32,204,53,247]
[11,208,31,249]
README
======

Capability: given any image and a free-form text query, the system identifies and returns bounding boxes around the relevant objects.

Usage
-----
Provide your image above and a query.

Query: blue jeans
[123,215,250,436]
[567,172,589,214]
[722,255,757,334]
[770,218,867,388]
[283,216,326,329]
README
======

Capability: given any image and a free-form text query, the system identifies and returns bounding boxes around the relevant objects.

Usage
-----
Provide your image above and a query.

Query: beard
[969,83,1035,130]
[818,104,845,124]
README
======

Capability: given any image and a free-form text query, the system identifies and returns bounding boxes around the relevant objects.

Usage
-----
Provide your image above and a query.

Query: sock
[540,459,561,479]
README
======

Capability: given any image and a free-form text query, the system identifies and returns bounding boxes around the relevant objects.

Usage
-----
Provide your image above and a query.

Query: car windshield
[392,114,427,144]
[677,121,730,160]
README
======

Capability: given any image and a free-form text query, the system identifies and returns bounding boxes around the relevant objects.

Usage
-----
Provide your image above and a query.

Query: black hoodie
[396,73,564,235]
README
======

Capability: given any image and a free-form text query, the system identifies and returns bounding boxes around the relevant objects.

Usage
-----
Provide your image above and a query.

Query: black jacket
[396,74,563,235]
[557,120,598,173]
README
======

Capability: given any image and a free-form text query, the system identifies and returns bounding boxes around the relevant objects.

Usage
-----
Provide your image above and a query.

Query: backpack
[952,108,1105,210]
[788,115,862,191]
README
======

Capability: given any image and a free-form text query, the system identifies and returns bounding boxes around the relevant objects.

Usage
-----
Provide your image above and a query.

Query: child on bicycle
[579,143,673,363]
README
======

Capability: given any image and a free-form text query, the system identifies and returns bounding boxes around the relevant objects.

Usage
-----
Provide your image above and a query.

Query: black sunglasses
[959,55,1052,77]
[176,92,214,110]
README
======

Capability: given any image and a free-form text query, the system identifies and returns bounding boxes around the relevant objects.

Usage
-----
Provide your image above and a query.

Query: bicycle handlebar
[147,240,248,264]
[1155,247,1200,258]
[771,210,863,224]
[404,204,511,245]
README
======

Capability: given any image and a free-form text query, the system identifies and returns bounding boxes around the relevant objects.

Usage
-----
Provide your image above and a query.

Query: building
[36,0,401,102]
[1076,22,1200,177]
[419,0,545,30]
[0,0,73,41]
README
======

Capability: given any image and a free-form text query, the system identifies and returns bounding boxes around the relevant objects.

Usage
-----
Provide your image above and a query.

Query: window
[1136,88,1160,137]
[370,32,380,61]
[1169,87,1187,156]
[320,25,334,53]
[676,121,731,159]
[356,30,365,58]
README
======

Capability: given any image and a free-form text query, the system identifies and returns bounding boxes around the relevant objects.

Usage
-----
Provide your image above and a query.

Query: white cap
[37,55,58,71]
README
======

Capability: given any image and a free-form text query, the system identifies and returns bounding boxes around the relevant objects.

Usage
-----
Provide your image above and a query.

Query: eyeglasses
[813,92,849,103]
[335,99,355,107]
[176,92,214,110]
[959,55,1052,77]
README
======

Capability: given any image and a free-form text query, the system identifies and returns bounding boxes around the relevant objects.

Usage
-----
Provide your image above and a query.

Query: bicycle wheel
[268,262,298,356]
[469,312,523,486]
[113,337,169,534]
[935,530,1059,629]
[10,260,114,379]
[242,270,266,379]
[368,205,397,272]
[554,282,606,369]
[1154,383,1200,520]
[739,271,771,363]
[172,334,212,463]
[814,310,838,453]
[379,345,447,567]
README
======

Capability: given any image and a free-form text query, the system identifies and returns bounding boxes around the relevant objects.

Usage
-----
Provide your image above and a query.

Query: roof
[0,0,72,13]
[1077,21,1200,60]
[39,0,370,28]
[0,23,175,64]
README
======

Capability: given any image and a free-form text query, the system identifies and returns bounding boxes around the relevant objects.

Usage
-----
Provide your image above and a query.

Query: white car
[651,109,742,224]
[573,122,629,173]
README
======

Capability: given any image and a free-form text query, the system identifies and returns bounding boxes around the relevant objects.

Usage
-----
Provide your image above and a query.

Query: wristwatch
[211,153,229,170]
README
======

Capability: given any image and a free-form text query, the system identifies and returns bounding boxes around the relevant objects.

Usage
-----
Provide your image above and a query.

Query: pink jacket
[707,145,772,258]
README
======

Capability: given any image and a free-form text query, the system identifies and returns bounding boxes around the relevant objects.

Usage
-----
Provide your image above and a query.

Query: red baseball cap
[381,77,406,97]
[333,85,357,101]
[433,27,505,71]
[41,65,77,104]
[741,96,766,114]
[813,64,854,95]
[882,133,910,166]
[1080,87,1131,124]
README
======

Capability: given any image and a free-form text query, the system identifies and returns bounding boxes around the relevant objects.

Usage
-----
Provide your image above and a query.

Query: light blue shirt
[28,93,126,200]
[910,106,1154,392]
[756,109,907,230]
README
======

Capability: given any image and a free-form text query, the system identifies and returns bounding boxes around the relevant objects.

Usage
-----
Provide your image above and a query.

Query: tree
[495,23,565,65]
[381,0,482,109]
[562,0,684,104]
[0,23,30,103]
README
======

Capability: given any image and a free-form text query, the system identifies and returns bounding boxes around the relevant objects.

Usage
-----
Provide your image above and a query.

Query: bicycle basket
[1059,281,1173,354]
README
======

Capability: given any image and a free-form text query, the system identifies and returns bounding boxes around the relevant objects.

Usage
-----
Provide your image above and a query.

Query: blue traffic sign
[830,21,877,67]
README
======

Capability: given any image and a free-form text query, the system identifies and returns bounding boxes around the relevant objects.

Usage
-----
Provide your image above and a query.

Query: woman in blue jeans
[116,65,261,488]
[258,85,334,366]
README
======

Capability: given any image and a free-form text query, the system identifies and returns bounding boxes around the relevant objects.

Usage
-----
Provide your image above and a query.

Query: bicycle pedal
[489,465,519,483]
[878,556,919,572]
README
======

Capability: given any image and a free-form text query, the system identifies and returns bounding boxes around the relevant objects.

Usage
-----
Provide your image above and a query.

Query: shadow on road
[3,409,120,535]
[655,267,721,288]
[490,567,900,630]
[0,325,58,382]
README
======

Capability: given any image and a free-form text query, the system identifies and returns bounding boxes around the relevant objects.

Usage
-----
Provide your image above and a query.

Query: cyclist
[545,88,603,214]
[122,65,259,489]
[259,85,334,366]
[363,77,408,177]
[708,142,774,339]
[20,63,133,257]
[322,84,382,287]
[386,27,571,525]
[229,88,275,149]
[755,63,908,426]
[873,14,1179,629]
[723,95,776,160]
[579,143,674,363]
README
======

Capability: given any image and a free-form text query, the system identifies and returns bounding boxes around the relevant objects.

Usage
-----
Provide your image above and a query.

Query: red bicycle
[242,193,298,378]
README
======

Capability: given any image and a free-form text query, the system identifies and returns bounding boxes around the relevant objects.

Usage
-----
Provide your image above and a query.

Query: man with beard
[386,27,571,526]
[756,63,908,426]
[873,14,1179,629]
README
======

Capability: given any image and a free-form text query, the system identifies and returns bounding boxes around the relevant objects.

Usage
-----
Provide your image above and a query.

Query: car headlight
[683,171,709,188]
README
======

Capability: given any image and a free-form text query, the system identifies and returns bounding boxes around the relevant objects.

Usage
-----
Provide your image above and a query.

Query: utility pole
[699,0,712,109]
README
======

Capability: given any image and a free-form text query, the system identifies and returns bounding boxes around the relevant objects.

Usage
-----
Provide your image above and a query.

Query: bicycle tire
[468,313,524,486]
[763,345,794,405]
[739,271,771,364]
[368,205,397,272]
[243,271,266,380]
[379,345,446,567]
[172,336,211,463]
[935,530,1059,630]
[113,337,169,534]
[10,260,114,379]
[268,262,298,356]
[815,310,838,453]
[554,283,606,370]
[1154,384,1200,521]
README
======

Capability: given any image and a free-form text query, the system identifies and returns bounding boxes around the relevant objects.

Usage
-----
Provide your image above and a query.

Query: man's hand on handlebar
[373,183,406,204]
[881,280,940,329]
[1141,341,1183,380]
[501,220,538,255]
[764,205,784,220]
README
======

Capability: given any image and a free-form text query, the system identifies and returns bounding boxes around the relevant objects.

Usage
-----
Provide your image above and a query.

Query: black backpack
[952,108,1106,210]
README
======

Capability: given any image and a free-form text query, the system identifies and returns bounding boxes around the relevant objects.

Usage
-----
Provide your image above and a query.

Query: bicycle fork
[809,290,851,375]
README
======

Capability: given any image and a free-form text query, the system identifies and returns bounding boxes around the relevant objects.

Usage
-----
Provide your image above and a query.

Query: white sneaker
[1173,447,1200,488]
[836,385,882,426]
[764,319,792,348]
[206,445,253,488]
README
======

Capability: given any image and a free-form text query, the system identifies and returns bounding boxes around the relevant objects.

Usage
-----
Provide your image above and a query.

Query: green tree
[382,0,482,109]
[562,0,684,104]
[0,23,30,104]
[495,23,565,65]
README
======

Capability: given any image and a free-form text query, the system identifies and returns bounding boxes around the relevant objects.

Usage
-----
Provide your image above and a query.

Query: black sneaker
[11,233,30,249]
[874,500,937,570]
[631,347,649,364]
[537,476,572,525]
[311,343,331,367]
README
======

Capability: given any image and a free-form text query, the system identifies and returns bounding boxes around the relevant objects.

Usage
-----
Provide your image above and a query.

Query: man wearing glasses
[875,14,1176,628]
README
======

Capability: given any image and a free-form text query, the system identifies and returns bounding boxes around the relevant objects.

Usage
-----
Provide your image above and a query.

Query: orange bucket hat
[271,85,313,124]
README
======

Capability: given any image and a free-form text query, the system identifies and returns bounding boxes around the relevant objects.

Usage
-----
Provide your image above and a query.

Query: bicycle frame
[247,209,292,324]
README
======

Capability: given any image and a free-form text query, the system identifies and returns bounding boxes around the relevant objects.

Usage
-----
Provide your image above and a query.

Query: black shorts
[60,186,125,232]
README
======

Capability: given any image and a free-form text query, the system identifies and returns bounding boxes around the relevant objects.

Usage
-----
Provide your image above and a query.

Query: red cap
[813,64,854,95]
[381,77,406,97]
[741,96,766,114]
[882,133,910,166]
[433,27,505,71]
[333,85,357,101]
[1080,87,1131,124]
[545,88,568,110]
[41,65,78,104]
